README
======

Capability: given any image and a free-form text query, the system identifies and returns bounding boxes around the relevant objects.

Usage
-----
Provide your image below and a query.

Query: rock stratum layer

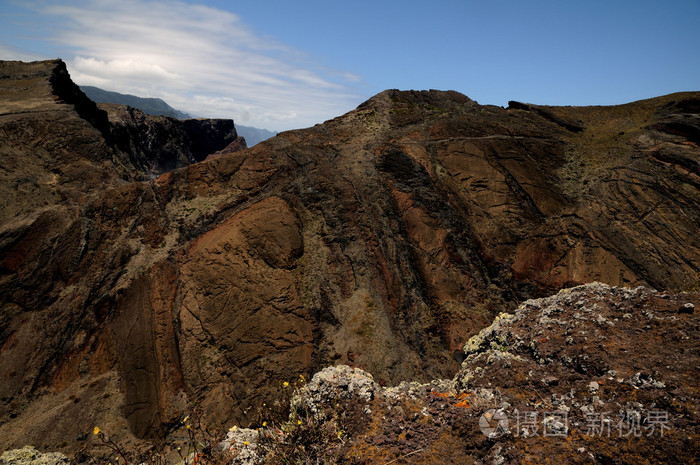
[0,60,698,458]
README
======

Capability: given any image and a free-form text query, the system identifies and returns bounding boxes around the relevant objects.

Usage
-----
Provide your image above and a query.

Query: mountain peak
[358,88,475,111]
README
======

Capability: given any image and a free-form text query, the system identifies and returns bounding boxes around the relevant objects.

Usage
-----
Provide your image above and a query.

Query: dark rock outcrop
[100,103,242,175]
[507,100,585,132]
[0,60,698,458]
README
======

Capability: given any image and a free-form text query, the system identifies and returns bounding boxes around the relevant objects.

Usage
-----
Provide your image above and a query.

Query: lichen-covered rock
[462,312,517,357]
[221,427,261,465]
[0,446,69,465]
[292,365,378,417]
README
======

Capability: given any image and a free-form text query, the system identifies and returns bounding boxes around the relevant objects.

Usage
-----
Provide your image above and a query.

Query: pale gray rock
[0,446,69,465]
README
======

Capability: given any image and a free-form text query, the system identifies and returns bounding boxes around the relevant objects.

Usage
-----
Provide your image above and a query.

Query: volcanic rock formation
[0,59,698,457]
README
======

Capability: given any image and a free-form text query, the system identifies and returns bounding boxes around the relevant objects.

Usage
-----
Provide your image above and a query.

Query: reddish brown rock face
[176,196,311,430]
[0,60,698,453]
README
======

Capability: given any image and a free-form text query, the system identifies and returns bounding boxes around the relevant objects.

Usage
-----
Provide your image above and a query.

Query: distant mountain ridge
[80,85,190,119]
[234,124,277,146]
[80,85,277,145]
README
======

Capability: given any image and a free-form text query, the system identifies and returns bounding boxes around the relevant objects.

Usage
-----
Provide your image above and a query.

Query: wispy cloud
[8,0,363,130]
[0,43,47,62]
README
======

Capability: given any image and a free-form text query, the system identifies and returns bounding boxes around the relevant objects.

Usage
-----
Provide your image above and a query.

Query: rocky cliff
[100,103,245,175]
[0,59,242,221]
[0,60,698,460]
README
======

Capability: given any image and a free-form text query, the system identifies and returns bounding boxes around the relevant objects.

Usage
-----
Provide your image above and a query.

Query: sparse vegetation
[227,375,351,465]
[76,414,233,465]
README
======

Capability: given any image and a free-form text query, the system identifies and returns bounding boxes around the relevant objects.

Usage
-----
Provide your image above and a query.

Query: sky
[0,0,698,132]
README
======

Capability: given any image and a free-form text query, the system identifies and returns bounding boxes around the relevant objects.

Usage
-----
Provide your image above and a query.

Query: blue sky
[1,0,698,131]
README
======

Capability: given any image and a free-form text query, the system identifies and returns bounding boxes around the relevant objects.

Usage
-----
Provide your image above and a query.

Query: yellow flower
[93,426,101,435]
[282,381,289,388]
[297,420,302,425]
[262,421,267,427]
[186,424,191,430]
[243,441,249,446]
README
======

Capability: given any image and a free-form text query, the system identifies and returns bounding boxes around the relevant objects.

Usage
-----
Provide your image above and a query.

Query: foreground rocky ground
[1,59,698,457]
[2,283,697,464]
[222,283,699,464]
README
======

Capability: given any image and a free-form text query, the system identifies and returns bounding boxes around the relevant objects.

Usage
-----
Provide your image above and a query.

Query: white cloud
[72,57,179,81]
[0,43,49,62]
[26,0,363,130]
